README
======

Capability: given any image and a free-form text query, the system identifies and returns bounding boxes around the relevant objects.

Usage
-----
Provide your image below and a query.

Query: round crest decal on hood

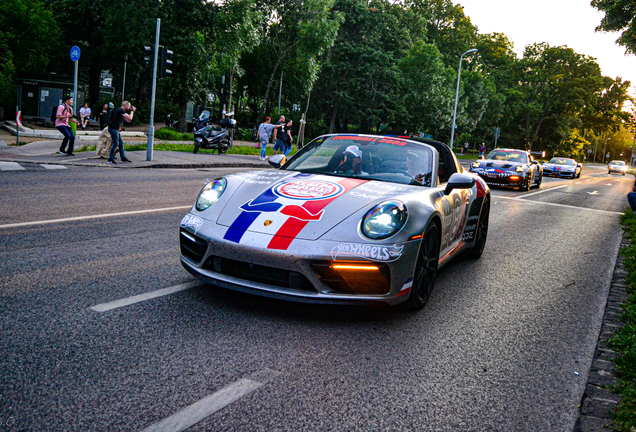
[273,180,345,201]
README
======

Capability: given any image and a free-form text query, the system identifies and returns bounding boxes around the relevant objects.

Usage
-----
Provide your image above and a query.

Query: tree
[592,0,636,54]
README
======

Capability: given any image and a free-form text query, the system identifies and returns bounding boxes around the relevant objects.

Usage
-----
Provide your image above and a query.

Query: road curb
[0,156,269,170]
[574,233,629,431]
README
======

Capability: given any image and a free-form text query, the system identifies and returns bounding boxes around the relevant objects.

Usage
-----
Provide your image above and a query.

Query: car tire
[465,199,490,259]
[535,173,542,188]
[520,178,530,191]
[608,170,611,174]
[402,223,440,311]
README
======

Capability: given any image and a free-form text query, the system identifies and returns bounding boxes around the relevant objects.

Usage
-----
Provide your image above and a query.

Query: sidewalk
[0,138,271,169]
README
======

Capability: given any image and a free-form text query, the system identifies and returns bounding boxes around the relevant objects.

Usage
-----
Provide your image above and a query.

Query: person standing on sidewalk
[55,95,79,156]
[272,115,286,156]
[107,101,135,165]
[282,119,294,156]
[628,172,636,211]
[258,116,282,160]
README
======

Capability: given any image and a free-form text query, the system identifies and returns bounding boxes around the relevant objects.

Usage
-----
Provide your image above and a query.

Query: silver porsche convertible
[179,134,490,310]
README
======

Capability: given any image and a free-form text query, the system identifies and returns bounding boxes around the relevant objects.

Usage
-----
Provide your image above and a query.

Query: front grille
[180,230,208,264]
[311,262,391,294]
[202,256,316,292]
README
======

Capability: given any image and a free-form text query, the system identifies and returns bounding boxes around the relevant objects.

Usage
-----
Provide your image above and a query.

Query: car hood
[544,164,574,169]
[473,160,525,171]
[217,172,412,241]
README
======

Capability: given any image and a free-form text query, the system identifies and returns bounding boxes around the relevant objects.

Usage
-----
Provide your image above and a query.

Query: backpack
[50,104,67,122]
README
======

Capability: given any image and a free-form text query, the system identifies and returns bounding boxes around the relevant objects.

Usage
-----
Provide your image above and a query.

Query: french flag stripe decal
[267,178,366,250]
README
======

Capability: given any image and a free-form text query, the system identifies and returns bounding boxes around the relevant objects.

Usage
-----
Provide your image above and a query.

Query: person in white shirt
[79,103,91,130]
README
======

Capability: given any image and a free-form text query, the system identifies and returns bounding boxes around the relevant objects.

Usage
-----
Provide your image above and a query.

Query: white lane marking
[519,184,568,198]
[0,162,25,171]
[605,184,612,186]
[41,164,67,170]
[587,191,599,195]
[90,281,203,312]
[0,205,192,229]
[495,196,622,215]
[142,369,282,432]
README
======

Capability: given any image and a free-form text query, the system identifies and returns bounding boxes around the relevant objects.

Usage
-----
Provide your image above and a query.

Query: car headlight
[515,166,524,172]
[361,200,408,239]
[195,178,227,211]
[471,161,480,168]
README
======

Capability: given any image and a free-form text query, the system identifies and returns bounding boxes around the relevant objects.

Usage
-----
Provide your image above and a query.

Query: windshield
[283,135,435,186]
[548,158,575,166]
[199,110,210,121]
[611,161,625,166]
[485,150,528,164]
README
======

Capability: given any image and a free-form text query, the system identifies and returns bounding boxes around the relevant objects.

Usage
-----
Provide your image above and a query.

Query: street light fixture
[449,48,478,150]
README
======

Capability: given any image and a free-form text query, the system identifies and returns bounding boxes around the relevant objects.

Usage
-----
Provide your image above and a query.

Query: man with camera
[107,101,135,165]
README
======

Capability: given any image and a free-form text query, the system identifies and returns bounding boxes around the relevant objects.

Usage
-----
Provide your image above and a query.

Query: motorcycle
[192,110,236,154]
[165,113,178,129]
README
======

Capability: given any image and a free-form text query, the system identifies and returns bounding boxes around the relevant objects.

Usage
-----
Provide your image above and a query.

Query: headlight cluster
[361,200,408,239]
[471,161,480,168]
[515,165,524,173]
[196,178,227,211]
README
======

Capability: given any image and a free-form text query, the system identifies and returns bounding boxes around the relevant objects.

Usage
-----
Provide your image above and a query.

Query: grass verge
[610,210,636,431]
[77,143,298,156]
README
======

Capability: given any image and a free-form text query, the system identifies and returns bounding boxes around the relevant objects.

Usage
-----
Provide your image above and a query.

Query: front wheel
[193,141,200,154]
[520,177,530,191]
[402,223,440,311]
[465,199,490,259]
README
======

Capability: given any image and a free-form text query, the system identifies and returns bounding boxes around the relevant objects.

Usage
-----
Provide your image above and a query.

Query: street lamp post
[449,48,478,150]
[630,129,636,168]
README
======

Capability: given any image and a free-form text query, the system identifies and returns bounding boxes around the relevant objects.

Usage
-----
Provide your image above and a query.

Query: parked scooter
[165,113,178,129]
[192,110,236,154]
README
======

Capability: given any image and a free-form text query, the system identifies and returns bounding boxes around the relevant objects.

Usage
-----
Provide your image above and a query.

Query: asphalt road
[0,165,630,431]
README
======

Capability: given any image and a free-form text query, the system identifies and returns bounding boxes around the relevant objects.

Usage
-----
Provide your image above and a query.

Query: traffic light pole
[147,18,160,162]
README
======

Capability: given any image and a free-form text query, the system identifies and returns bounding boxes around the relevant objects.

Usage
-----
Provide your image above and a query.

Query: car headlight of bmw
[515,165,524,173]
[195,178,227,211]
[361,200,408,239]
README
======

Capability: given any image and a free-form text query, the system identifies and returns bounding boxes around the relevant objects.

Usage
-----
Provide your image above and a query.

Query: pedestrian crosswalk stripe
[0,162,25,171]
[41,164,67,170]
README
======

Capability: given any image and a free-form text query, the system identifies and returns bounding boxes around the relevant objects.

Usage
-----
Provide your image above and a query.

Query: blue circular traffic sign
[70,46,81,62]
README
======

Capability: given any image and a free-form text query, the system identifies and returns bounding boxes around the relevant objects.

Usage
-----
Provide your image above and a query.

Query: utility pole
[147,18,160,162]
[122,55,128,103]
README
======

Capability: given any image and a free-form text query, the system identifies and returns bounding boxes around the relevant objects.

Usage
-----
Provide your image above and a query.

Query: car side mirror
[444,173,476,195]
[268,154,286,169]
[531,160,539,165]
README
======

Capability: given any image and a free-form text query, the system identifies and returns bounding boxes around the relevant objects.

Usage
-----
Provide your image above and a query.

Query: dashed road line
[0,205,191,229]
[495,195,622,215]
[0,162,25,171]
[90,281,203,312]
[517,184,569,198]
[142,369,282,432]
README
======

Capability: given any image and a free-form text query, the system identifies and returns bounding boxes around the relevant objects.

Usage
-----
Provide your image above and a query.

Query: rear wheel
[402,224,440,311]
[465,199,490,259]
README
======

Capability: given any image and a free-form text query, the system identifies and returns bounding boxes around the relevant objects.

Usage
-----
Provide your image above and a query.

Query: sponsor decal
[180,213,203,235]
[274,180,345,201]
[398,278,413,297]
[467,215,479,222]
[224,173,367,250]
[331,243,404,262]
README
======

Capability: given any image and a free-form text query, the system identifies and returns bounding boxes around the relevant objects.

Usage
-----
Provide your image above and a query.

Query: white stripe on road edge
[495,196,623,215]
[517,184,569,198]
[0,162,25,171]
[90,281,203,312]
[142,369,282,432]
[0,205,191,229]
[41,164,68,170]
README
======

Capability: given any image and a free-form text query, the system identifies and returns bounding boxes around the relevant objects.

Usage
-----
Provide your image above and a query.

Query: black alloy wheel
[465,199,490,259]
[403,224,440,310]
[193,141,200,154]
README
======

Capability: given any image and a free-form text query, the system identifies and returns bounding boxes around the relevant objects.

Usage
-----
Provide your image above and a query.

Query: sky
[457,0,636,99]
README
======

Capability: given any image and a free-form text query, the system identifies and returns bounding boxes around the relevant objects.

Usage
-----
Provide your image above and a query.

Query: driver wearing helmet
[336,145,367,175]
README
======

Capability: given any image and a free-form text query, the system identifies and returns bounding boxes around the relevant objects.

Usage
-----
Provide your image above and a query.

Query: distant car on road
[469,148,542,191]
[542,157,582,179]
[608,160,628,175]
[179,134,491,310]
